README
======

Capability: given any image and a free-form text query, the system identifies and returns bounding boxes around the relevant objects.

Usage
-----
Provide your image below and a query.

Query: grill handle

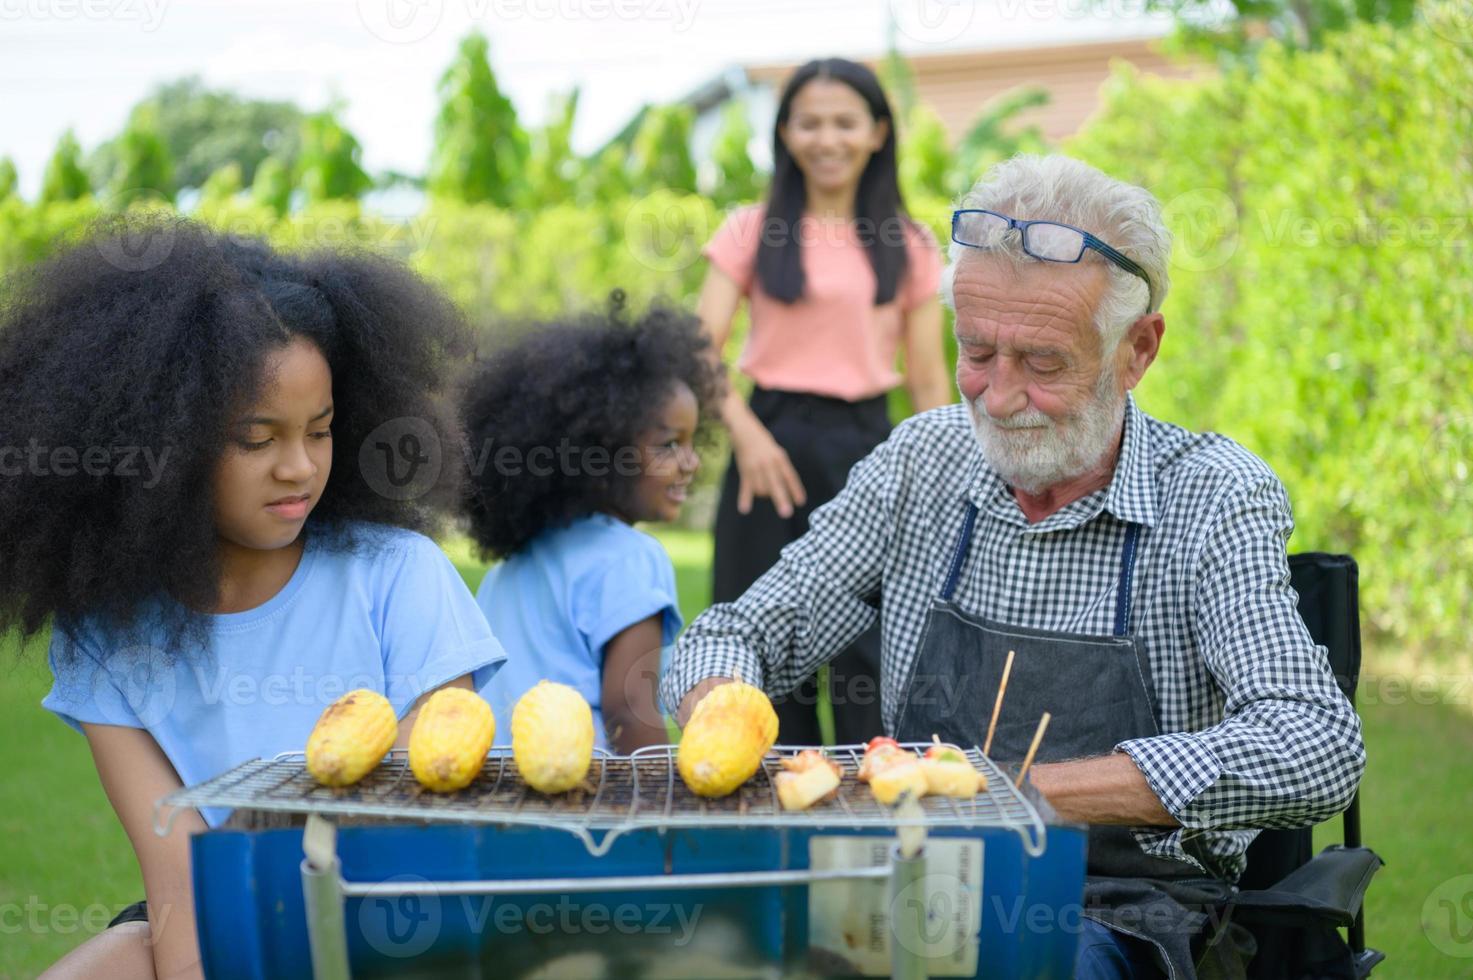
[337,864,893,898]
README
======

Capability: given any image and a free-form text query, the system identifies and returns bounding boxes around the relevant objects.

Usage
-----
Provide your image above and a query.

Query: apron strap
[940,503,980,602]
[943,503,1142,636]
[1113,522,1142,637]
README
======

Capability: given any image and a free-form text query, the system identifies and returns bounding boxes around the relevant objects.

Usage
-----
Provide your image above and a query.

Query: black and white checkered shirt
[662,396,1365,878]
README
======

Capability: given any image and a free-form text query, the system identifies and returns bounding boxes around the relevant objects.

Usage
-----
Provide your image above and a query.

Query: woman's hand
[728,409,807,519]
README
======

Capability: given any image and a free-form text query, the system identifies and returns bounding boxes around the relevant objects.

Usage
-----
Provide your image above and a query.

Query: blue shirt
[43,524,507,826]
[474,515,681,749]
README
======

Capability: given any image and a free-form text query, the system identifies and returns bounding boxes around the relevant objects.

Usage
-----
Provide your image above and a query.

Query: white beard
[968,373,1126,495]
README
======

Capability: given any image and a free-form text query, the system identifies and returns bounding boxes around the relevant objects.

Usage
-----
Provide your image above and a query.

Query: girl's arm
[901,296,952,413]
[696,265,807,518]
[600,615,669,753]
[80,724,208,980]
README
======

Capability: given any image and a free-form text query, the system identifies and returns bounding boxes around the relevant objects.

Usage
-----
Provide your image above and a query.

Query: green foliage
[108,107,175,205]
[896,87,1051,203]
[523,89,581,209]
[0,157,17,201]
[199,163,243,206]
[427,31,528,207]
[296,109,372,204]
[897,104,954,203]
[954,86,1049,184]
[39,130,90,205]
[87,77,302,192]
[1140,0,1419,61]
[1070,15,1473,656]
[251,155,293,216]
[583,144,634,205]
[628,104,697,196]
[706,101,764,208]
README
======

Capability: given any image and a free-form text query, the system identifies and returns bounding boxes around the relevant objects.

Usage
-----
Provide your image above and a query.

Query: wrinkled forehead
[950,252,1106,353]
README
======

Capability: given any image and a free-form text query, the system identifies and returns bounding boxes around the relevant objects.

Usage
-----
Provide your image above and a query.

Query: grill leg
[889,845,929,980]
[301,821,352,980]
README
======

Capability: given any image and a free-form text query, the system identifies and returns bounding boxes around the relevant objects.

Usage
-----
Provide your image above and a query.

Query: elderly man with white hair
[661,154,1365,978]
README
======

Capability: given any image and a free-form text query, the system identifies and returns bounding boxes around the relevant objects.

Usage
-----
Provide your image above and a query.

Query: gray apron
[894,502,1250,980]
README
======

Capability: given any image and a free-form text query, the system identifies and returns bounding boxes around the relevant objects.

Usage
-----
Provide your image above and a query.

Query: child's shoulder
[535,515,671,571]
[310,521,449,577]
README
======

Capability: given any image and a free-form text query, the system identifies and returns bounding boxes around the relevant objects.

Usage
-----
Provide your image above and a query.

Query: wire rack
[157,743,1046,857]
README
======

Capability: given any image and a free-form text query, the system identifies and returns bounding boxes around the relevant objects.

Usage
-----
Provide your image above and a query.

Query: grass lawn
[2,529,1470,977]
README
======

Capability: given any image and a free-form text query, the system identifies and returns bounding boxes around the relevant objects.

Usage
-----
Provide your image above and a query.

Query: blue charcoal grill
[155,744,1087,978]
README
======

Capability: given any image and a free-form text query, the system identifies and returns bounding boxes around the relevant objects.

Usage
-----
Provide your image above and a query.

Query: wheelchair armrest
[1231,845,1384,928]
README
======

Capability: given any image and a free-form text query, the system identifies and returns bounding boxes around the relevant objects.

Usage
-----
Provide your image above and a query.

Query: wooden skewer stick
[983,650,1016,757]
[1015,712,1051,787]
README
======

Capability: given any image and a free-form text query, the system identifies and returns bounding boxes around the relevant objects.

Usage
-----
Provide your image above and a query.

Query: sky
[0,0,1177,198]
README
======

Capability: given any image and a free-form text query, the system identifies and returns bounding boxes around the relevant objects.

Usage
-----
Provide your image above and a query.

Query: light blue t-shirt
[43,524,507,826]
[473,515,681,749]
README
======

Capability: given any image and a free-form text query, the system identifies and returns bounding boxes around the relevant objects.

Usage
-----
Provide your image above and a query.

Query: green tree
[251,155,293,215]
[296,109,372,204]
[108,107,175,204]
[89,77,302,191]
[1139,0,1419,59]
[582,144,633,205]
[953,86,1049,185]
[40,131,90,204]
[897,104,954,202]
[628,104,697,196]
[199,163,243,206]
[427,31,528,207]
[0,158,17,201]
[706,101,763,207]
[1071,12,1473,657]
[523,89,581,209]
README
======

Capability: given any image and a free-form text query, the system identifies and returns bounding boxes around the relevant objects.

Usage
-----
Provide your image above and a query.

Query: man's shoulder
[893,402,976,445]
[1138,409,1285,500]
[887,403,981,474]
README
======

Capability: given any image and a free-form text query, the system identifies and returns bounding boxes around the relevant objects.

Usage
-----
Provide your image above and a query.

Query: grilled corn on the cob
[512,681,595,794]
[408,687,496,792]
[306,689,397,787]
[689,680,779,751]
[677,705,769,797]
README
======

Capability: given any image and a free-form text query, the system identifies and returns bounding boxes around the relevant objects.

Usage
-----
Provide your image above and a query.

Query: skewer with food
[859,736,928,805]
[919,740,988,798]
[774,749,842,811]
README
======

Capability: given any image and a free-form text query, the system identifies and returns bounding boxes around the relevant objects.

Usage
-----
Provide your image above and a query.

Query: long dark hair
[756,58,909,306]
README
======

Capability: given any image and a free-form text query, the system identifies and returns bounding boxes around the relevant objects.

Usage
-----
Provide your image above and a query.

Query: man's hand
[1028,752,1179,827]
[675,676,735,728]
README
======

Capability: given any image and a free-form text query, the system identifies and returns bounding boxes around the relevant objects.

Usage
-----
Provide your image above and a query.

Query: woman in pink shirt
[698,57,951,745]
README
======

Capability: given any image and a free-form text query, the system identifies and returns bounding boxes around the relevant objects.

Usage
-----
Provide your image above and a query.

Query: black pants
[712,386,890,746]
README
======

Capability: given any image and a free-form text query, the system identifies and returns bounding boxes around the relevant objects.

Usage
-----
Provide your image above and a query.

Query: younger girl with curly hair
[462,301,721,753]
[0,218,506,978]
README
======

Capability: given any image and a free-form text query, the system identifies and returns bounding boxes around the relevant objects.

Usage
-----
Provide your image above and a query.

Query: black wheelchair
[1224,553,1384,979]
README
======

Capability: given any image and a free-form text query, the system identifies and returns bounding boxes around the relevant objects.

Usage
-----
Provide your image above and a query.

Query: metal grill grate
[157,743,1046,857]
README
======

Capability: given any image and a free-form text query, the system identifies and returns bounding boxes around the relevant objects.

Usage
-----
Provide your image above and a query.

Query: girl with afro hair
[462,298,721,753]
[0,217,506,978]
